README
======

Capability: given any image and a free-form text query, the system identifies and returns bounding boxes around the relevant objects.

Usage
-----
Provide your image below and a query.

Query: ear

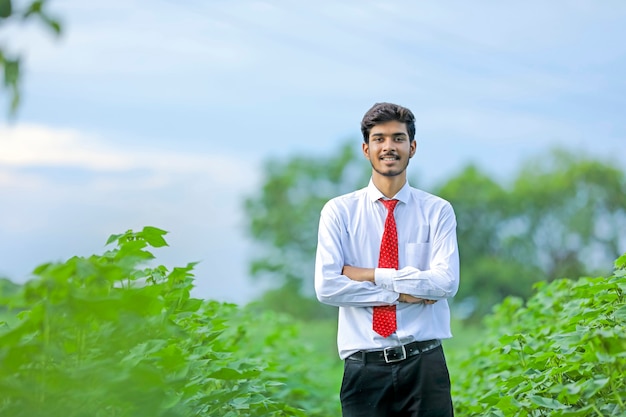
[362,142,370,159]
[409,140,416,158]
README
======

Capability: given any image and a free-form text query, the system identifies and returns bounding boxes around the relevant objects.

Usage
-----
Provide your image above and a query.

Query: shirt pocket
[408,225,430,244]
[406,242,431,271]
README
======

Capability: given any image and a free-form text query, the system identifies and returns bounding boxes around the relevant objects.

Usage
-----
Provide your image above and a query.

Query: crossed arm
[315,202,459,308]
[341,265,437,305]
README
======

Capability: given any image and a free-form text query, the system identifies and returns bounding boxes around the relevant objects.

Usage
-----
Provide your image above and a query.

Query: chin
[374,168,404,177]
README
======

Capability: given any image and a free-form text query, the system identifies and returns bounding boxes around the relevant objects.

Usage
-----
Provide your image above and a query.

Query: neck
[372,172,406,198]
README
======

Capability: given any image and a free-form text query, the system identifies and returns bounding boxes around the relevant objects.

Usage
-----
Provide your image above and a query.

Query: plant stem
[592,404,604,417]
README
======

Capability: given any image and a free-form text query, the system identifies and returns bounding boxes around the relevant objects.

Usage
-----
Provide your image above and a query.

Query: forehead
[369,120,409,137]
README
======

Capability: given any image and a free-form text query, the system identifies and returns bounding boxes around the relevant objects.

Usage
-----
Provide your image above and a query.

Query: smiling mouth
[380,154,399,161]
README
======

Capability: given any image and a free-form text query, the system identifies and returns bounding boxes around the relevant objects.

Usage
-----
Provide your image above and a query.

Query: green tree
[243,140,369,318]
[0,0,61,114]
[434,165,543,318]
[245,144,626,320]
[507,148,626,280]
[435,149,626,318]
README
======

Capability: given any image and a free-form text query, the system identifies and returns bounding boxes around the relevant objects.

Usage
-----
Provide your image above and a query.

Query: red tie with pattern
[373,198,399,338]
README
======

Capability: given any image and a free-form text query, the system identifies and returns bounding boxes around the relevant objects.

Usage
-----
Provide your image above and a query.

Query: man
[314,102,460,416]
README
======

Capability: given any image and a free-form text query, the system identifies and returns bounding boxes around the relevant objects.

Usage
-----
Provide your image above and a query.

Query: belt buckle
[383,345,406,363]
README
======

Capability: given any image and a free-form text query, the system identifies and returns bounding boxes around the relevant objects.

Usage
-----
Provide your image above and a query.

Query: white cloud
[1,124,125,169]
[0,123,256,182]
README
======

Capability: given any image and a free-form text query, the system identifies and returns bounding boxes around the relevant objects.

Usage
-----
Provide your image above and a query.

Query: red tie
[373,199,399,338]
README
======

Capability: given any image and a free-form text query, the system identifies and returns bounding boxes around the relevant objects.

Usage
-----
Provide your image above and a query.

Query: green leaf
[208,368,244,380]
[3,57,19,86]
[181,298,203,312]
[40,13,61,35]
[530,395,566,409]
[0,0,11,19]
[614,305,626,321]
[22,0,42,18]
[105,233,123,245]
[140,226,169,248]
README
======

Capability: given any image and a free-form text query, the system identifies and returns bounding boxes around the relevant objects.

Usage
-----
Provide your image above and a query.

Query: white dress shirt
[315,179,460,359]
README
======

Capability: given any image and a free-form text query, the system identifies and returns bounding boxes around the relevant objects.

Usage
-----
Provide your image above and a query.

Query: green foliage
[0,0,13,18]
[243,140,369,317]
[435,164,544,317]
[251,282,337,320]
[509,149,626,280]
[0,227,344,416]
[435,149,626,319]
[0,0,61,115]
[5,226,623,416]
[246,143,626,320]
[451,254,626,416]
[0,277,21,299]
[219,308,342,416]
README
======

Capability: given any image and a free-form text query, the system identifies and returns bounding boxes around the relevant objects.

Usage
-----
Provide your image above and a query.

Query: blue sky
[1,0,625,303]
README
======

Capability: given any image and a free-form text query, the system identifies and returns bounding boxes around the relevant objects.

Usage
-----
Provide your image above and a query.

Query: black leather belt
[346,339,441,364]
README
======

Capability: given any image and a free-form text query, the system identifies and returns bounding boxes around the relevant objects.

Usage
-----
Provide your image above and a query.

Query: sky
[1,0,625,304]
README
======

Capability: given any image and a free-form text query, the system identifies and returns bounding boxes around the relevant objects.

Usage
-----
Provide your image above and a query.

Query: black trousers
[340,345,453,417]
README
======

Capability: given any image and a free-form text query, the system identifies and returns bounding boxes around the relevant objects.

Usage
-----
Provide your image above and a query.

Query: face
[363,120,416,178]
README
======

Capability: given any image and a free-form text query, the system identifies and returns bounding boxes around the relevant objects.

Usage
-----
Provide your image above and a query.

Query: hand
[399,293,437,305]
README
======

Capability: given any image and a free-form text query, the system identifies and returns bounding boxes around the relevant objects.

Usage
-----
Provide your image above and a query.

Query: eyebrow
[370,132,408,137]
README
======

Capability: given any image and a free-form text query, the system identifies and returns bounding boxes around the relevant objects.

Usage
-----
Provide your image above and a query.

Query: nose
[383,137,397,150]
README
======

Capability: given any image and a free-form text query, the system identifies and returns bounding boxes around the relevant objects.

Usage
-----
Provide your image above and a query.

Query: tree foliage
[435,149,626,318]
[508,149,626,279]
[0,0,61,114]
[433,164,540,316]
[243,141,370,317]
[244,144,626,319]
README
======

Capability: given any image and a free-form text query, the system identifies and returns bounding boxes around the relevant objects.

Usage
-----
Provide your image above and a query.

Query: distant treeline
[244,144,626,320]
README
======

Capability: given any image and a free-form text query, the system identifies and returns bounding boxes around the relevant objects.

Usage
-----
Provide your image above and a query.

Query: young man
[314,102,460,416]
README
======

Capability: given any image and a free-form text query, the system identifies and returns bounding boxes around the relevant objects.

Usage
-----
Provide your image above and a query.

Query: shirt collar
[366,178,411,204]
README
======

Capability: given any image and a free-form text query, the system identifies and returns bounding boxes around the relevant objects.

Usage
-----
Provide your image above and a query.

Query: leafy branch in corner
[0,0,61,115]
